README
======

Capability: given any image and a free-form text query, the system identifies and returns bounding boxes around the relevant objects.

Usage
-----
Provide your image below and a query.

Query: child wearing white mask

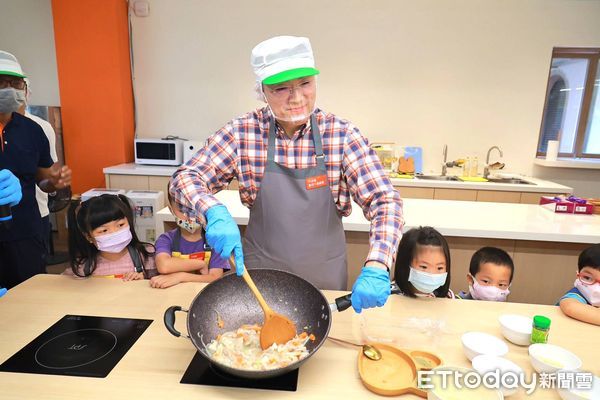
[394,226,454,299]
[65,194,156,280]
[149,187,230,289]
[457,247,513,301]
[557,243,600,326]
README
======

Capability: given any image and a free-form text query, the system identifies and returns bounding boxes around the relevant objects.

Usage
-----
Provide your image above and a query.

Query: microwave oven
[134,138,183,166]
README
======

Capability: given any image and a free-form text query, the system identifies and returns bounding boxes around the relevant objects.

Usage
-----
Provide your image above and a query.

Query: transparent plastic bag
[358,313,451,350]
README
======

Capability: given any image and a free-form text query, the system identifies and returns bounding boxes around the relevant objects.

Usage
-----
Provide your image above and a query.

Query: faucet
[441,144,448,176]
[484,146,503,178]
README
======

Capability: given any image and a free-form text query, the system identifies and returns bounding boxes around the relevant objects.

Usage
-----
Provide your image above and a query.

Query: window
[537,48,600,159]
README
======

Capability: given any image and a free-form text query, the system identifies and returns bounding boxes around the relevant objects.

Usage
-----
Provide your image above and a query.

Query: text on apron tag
[305,175,328,190]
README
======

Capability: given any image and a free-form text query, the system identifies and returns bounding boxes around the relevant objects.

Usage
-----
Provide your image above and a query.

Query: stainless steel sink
[416,175,460,181]
[486,178,534,185]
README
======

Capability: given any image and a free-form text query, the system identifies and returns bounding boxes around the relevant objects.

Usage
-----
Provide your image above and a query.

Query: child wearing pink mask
[557,243,600,326]
[65,194,156,279]
[457,247,514,301]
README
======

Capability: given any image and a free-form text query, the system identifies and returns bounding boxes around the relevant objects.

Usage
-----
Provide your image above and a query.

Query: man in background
[0,50,71,288]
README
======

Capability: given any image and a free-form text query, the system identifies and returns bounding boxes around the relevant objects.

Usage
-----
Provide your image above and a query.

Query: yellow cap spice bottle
[531,315,551,344]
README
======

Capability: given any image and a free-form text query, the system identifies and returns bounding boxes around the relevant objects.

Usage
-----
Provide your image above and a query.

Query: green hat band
[263,67,319,85]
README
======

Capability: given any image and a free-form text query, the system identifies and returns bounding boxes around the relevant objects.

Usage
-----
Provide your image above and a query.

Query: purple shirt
[155,229,230,270]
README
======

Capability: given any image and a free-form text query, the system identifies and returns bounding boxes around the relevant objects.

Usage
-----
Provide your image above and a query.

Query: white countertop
[103,163,178,176]
[104,163,572,193]
[389,175,572,193]
[157,190,600,243]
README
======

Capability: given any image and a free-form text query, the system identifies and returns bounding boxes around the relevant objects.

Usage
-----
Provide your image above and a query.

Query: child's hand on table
[150,273,184,289]
[122,271,144,281]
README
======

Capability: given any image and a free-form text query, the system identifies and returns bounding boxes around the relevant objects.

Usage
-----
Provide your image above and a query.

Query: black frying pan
[164,268,331,379]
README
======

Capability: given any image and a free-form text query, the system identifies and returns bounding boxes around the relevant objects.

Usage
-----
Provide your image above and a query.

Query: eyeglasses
[0,77,26,90]
[265,79,316,100]
[577,272,600,286]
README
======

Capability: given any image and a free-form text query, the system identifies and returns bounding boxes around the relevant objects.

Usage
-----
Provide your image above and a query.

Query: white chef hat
[251,36,319,85]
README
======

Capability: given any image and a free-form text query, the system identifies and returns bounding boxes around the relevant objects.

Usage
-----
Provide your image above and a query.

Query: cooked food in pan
[205,324,313,370]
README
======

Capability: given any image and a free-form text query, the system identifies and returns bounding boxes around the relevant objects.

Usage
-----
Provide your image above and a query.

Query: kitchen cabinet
[433,188,477,201]
[148,176,171,197]
[395,187,434,199]
[519,192,556,204]
[476,190,521,203]
[395,186,562,205]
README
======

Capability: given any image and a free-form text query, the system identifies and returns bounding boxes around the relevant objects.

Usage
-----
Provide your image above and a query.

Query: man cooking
[169,36,403,313]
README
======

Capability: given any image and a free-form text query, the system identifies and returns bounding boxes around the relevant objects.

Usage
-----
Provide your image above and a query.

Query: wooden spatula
[230,256,297,349]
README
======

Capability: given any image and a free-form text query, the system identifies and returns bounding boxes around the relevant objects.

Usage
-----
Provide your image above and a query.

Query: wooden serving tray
[357,344,442,397]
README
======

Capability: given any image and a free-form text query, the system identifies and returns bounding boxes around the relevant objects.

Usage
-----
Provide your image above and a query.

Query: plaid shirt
[171,107,404,269]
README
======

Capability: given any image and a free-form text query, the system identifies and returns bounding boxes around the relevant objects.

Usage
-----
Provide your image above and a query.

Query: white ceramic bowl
[498,314,532,346]
[557,373,600,400]
[528,343,582,373]
[426,366,504,400]
[461,332,509,361]
[472,355,524,397]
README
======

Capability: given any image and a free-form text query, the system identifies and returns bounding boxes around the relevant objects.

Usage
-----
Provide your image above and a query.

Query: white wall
[2,1,599,196]
[0,0,60,106]
[130,0,600,196]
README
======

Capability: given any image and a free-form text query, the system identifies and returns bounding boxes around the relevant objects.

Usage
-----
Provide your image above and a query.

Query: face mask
[0,88,26,113]
[574,279,600,307]
[176,217,201,234]
[469,275,510,301]
[93,227,132,253]
[408,267,447,294]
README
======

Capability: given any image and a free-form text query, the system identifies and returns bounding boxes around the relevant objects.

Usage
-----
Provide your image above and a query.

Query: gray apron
[242,114,347,290]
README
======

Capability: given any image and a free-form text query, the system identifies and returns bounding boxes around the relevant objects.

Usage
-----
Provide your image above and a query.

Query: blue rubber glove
[0,288,7,298]
[350,266,391,313]
[0,169,22,207]
[205,205,244,276]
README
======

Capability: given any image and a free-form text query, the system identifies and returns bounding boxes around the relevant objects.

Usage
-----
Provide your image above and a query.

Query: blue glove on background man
[205,204,244,276]
[0,169,22,207]
[350,266,391,313]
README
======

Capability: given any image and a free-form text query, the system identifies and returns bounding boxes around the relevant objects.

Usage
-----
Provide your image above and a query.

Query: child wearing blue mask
[394,226,454,298]
[150,188,230,289]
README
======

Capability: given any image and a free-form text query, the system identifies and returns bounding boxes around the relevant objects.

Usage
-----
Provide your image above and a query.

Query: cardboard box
[539,196,574,213]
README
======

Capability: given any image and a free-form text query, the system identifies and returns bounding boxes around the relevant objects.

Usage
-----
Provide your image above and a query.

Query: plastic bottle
[470,156,479,177]
[531,315,551,344]
[463,157,471,177]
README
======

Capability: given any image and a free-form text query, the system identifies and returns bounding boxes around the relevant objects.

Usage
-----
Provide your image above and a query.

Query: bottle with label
[463,157,471,177]
[531,315,551,344]
[470,156,479,177]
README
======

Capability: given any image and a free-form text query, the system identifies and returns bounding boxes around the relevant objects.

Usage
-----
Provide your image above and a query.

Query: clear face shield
[258,76,318,123]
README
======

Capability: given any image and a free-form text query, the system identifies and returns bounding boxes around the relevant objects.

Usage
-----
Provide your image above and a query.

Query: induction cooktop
[180,351,299,392]
[0,315,152,378]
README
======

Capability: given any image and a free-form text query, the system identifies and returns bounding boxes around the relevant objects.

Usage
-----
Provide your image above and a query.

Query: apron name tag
[306,175,327,190]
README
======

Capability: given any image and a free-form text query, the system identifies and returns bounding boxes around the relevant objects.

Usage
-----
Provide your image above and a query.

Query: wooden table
[0,275,597,399]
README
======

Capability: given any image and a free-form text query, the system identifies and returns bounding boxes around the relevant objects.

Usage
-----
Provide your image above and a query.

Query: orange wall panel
[51,0,134,193]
